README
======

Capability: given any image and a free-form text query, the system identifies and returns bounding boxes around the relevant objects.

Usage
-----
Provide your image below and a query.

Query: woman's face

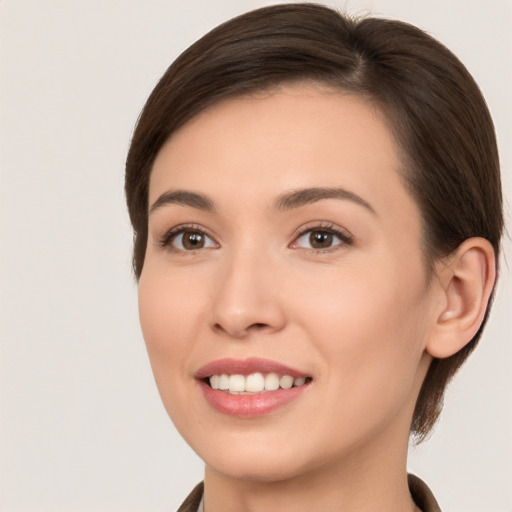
[139,85,438,482]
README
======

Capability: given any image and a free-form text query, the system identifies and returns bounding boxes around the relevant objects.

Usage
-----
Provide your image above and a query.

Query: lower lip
[199,381,309,417]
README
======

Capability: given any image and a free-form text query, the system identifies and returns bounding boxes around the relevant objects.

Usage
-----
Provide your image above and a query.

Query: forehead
[149,84,413,217]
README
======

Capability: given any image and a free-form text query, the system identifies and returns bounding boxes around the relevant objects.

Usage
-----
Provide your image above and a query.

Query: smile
[196,358,313,416]
[208,373,309,394]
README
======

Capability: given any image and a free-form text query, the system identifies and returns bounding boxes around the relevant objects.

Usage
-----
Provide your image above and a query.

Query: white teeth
[280,375,294,389]
[229,374,245,392]
[264,373,280,391]
[246,372,265,392]
[208,372,309,394]
[218,374,229,390]
[210,374,219,389]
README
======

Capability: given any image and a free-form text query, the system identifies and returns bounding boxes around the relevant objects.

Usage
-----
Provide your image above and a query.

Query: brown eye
[181,231,205,250]
[309,230,333,249]
[168,229,217,251]
[291,226,352,251]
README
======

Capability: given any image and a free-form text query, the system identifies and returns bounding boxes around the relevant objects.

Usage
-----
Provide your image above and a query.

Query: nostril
[212,313,282,337]
[213,321,269,338]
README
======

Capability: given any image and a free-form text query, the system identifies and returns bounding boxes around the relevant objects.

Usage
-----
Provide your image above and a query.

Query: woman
[125,4,503,511]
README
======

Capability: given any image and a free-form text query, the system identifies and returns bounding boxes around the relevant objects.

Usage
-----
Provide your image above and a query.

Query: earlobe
[426,238,496,359]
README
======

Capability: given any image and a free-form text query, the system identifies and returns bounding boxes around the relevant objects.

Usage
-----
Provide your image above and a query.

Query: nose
[210,249,286,339]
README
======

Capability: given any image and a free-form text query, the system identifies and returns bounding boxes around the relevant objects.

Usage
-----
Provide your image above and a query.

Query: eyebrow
[149,186,375,216]
[274,187,376,214]
[149,190,215,214]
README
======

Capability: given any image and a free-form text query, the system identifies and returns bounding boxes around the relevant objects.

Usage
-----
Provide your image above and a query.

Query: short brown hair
[125,3,503,439]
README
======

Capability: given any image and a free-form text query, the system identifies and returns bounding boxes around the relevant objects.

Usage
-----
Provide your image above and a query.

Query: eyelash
[158,222,353,253]
[290,222,354,253]
[158,224,218,252]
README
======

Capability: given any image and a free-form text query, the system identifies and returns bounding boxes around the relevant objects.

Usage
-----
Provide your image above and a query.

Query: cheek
[291,256,427,339]
[137,268,210,437]
[290,260,429,409]
[138,274,171,352]
[138,263,206,341]
[137,270,200,387]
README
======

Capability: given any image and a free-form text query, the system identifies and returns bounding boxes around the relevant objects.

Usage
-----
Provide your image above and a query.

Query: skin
[138,84,453,512]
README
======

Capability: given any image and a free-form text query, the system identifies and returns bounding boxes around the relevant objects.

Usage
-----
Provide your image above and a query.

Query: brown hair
[125,3,503,440]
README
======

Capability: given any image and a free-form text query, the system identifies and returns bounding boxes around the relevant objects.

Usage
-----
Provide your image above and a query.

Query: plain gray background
[1,1,511,511]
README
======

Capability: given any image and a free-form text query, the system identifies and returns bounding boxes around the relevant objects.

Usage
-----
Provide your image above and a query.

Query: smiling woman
[125,4,503,512]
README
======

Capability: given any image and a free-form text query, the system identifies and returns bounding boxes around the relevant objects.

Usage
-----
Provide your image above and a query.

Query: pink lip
[195,357,308,379]
[195,358,312,418]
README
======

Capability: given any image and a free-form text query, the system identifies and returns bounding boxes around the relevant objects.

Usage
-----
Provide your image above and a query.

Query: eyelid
[158,223,219,251]
[289,221,354,251]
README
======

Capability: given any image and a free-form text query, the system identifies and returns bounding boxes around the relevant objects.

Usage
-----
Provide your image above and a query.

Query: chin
[206,451,310,483]
[185,426,315,483]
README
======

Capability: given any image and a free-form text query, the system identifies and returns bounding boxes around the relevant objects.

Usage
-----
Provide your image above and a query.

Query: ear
[426,237,497,359]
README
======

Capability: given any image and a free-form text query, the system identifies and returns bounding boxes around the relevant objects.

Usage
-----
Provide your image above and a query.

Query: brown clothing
[176,474,441,511]
[408,474,442,511]
[177,482,204,512]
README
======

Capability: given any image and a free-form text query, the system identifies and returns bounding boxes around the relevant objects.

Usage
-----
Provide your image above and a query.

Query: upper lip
[195,357,309,379]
